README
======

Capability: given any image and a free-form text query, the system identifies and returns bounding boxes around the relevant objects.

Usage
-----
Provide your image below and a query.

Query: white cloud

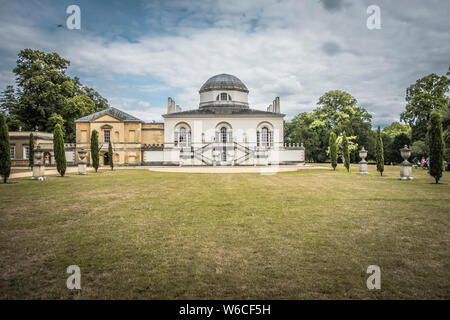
[0,0,449,127]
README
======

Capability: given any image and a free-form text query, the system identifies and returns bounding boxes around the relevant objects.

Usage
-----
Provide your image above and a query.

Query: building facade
[75,107,164,166]
[64,73,305,167]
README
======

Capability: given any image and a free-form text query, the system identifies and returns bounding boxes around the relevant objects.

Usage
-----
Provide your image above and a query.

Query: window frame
[104,130,111,143]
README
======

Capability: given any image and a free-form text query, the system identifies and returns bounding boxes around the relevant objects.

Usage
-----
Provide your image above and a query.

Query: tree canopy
[0,49,108,142]
[400,73,449,142]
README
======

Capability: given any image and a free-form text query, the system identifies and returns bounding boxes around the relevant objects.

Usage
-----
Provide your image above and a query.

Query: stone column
[399,145,413,180]
[32,146,45,180]
[359,147,368,174]
[78,149,88,175]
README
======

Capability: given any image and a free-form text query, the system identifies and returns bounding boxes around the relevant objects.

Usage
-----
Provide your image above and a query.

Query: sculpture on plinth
[399,145,413,180]
[359,147,368,174]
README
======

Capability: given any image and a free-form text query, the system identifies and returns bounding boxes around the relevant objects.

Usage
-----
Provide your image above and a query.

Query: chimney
[275,97,280,113]
[175,105,181,112]
[167,97,173,113]
[267,104,273,112]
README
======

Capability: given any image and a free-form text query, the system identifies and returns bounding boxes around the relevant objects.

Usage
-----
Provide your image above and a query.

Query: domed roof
[199,74,249,93]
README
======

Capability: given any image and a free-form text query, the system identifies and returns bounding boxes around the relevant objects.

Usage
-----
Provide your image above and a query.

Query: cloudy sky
[0,0,449,126]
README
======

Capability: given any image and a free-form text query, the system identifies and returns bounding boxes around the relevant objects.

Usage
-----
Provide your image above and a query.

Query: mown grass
[0,164,449,299]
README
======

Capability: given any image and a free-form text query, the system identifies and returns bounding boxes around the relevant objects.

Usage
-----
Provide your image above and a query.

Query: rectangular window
[104,130,110,143]
[23,146,30,160]
[10,146,15,159]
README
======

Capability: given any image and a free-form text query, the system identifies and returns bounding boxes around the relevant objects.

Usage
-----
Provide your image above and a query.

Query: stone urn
[78,149,88,175]
[399,145,413,180]
[359,147,368,174]
[32,145,45,180]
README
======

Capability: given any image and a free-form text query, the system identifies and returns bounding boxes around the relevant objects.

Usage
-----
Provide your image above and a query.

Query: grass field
[0,164,449,299]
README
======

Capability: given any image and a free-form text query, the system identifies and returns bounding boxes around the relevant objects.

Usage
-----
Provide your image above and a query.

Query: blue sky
[0,0,449,125]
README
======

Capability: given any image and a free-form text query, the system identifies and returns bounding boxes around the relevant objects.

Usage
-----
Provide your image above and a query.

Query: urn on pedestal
[359,147,368,174]
[78,149,88,175]
[32,145,45,180]
[399,145,413,180]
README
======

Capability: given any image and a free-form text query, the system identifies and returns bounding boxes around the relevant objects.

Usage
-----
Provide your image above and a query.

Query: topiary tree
[376,126,385,176]
[53,124,66,177]
[0,114,11,183]
[329,132,338,170]
[428,109,444,184]
[29,132,34,168]
[90,130,99,172]
[342,131,350,172]
[108,140,114,171]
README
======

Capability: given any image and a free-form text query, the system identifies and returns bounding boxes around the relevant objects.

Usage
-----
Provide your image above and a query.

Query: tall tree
[376,127,385,176]
[329,131,338,170]
[342,131,350,172]
[400,73,449,142]
[90,130,99,172]
[0,114,11,183]
[53,124,66,177]
[3,49,108,141]
[428,110,445,184]
[29,132,34,167]
[108,140,114,171]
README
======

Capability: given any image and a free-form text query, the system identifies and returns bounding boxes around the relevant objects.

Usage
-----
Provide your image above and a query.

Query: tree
[400,73,449,142]
[285,90,373,162]
[329,132,338,170]
[428,110,444,184]
[29,132,34,167]
[388,133,411,164]
[53,124,66,177]
[108,140,114,171]
[0,114,11,183]
[3,49,108,141]
[411,140,429,159]
[342,131,350,172]
[440,104,450,161]
[382,122,411,140]
[375,126,385,176]
[90,130,99,172]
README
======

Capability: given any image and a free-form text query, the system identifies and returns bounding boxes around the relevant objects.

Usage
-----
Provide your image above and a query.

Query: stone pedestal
[78,163,87,175]
[31,146,45,180]
[32,164,45,180]
[399,145,413,180]
[77,149,88,175]
[359,147,368,174]
[399,161,413,180]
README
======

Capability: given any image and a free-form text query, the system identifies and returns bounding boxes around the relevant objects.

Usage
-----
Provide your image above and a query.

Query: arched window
[261,127,269,146]
[179,127,187,145]
[220,92,228,101]
[220,127,227,143]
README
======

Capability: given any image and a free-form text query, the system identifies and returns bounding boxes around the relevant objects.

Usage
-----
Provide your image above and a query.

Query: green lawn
[0,165,449,299]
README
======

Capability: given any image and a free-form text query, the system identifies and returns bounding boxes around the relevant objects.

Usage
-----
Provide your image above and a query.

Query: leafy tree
[428,110,444,184]
[411,140,429,159]
[108,141,114,171]
[285,90,372,162]
[53,124,66,177]
[401,73,449,142]
[342,131,350,172]
[389,133,411,164]
[3,49,108,141]
[90,130,99,172]
[329,131,338,170]
[382,122,411,140]
[375,127,384,176]
[0,114,11,183]
[29,132,34,167]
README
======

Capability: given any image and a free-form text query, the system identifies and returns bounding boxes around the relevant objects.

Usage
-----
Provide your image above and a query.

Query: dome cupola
[199,74,249,109]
